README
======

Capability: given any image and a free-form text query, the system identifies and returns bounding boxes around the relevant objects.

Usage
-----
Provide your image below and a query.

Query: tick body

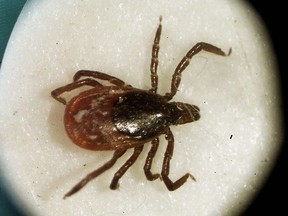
[51,16,231,198]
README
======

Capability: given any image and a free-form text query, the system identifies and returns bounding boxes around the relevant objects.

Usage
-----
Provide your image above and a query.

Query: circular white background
[0,0,283,215]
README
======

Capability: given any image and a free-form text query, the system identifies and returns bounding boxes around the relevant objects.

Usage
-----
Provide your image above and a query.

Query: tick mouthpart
[189,104,200,121]
[181,103,200,122]
[171,102,201,124]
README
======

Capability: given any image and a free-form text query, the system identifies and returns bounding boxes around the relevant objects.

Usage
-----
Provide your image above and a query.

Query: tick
[51,16,231,199]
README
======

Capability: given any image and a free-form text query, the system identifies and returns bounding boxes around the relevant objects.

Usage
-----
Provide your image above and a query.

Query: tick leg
[51,78,102,105]
[63,149,126,199]
[164,42,231,101]
[73,70,128,87]
[161,128,196,191]
[149,16,162,93]
[144,138,161,181]
[110,145,144,189]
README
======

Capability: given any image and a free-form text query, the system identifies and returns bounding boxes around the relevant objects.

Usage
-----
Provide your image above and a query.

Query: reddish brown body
[64,86,136,151]
[65,85,200,151]
[64,86,167,151]
[51,16,231,198]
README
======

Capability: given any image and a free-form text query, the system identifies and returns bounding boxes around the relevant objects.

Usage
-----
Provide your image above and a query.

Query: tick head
[168,102,200,125]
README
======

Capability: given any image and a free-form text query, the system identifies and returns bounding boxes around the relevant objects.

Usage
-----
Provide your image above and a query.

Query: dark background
[242,1,287,214]
[0,0,287,215]
[0,1,28,215]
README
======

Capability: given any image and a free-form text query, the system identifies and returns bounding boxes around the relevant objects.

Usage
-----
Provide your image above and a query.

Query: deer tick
[51,16,231,199]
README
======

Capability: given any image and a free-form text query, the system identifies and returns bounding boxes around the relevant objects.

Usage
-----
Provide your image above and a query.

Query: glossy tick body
[51,16,231,199]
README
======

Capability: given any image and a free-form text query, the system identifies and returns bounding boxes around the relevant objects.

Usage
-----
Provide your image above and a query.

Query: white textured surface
[0,0,282,215]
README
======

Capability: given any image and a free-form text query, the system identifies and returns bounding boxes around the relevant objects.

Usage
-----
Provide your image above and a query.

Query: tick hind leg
[63,149,126,199]
[51,79,102,105]
[164,42,231,101]
[74,70,128,87]
[110,145,144,189]
[149,16,162,93]
[161,128,196,191]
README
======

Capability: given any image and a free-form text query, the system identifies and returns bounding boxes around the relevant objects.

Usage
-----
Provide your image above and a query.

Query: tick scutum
[112,91,174,139]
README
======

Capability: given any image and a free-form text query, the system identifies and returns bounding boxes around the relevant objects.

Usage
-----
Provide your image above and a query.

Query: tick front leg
[161,128,196,191]
[144,138,161,181]
[51,78,102,105]
[149,16,162,93]
[164,42,231,101]
[63,149,126,199]
[73,70,129,87]
[110,145,144,190]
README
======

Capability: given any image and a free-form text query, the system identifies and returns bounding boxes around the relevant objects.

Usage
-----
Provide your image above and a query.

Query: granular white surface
[0,0,283,215]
